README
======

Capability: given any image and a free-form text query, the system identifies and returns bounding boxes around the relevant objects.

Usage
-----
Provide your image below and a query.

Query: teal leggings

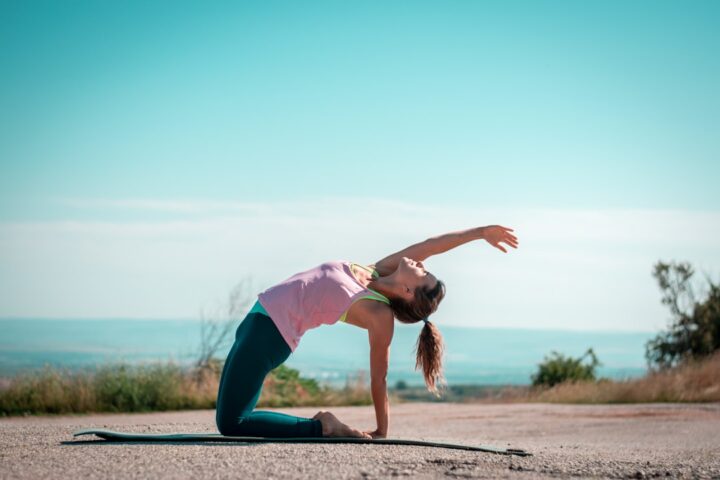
[215,311,323,437]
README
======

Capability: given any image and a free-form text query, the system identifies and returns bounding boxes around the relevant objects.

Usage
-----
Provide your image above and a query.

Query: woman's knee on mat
[216,406,254,434]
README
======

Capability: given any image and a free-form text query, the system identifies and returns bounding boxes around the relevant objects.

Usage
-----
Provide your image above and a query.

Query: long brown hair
[389,278,447,397]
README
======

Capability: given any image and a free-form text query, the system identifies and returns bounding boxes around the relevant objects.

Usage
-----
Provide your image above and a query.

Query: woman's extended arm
[372,225,518,275]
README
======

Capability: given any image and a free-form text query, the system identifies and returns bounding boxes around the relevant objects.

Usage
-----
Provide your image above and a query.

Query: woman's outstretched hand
[480,225,518,253]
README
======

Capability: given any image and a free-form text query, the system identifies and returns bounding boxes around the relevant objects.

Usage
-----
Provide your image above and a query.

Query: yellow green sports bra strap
[339,291,390,323]
[352,262,379,279]
[349,263,388,303]
[363,290,391,304]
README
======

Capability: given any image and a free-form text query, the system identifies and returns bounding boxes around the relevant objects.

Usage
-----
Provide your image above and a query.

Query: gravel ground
[1,402,719,479]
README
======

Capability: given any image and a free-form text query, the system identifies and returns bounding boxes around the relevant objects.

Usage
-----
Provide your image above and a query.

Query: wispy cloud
[53,196,442,218]
[55,197,278,215]
[1,197,718,331]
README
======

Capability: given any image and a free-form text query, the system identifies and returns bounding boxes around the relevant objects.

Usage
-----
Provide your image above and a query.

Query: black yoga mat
[72,429,531,457]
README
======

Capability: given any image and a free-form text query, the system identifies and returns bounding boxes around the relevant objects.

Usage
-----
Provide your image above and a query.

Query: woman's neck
[367,276,399,300]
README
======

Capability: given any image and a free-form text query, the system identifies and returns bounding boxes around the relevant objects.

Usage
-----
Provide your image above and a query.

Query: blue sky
[1,1,719,330]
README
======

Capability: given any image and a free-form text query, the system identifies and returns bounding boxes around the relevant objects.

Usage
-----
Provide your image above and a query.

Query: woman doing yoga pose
[215,224,518,439]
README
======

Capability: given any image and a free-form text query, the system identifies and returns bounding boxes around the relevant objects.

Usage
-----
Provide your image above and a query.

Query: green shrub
[93,363,189,412]
[531,348,600,387]
[259,364,324,407]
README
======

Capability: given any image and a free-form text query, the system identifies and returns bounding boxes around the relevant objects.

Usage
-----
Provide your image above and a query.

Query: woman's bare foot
[312,411,371,439]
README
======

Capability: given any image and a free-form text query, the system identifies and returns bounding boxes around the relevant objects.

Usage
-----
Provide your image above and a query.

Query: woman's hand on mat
[362,429,387,439]
[313,411,372,439]
[479,225,518,253]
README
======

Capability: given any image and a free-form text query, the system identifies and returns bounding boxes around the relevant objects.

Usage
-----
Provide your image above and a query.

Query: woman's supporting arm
[369,378,389,437]
[367,304,393,437]
[372,225,517,275]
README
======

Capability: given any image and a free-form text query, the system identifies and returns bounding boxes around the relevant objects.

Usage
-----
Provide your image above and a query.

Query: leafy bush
[260,364,322,407]
[646,261,720,369]
[528,351,720,403]
[94,363,192,412]
[531,348,600,387]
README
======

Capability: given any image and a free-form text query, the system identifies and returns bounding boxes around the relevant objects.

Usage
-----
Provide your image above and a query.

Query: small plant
[531,348,600,387]
[196,276,255,375]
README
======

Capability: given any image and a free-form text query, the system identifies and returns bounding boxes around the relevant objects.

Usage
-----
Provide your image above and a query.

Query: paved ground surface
[1,402,719,479]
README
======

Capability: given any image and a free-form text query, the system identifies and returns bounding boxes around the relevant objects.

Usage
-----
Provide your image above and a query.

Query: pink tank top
[257,260,387,352]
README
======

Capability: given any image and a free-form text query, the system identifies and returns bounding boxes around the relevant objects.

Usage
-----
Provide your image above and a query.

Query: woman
[215,224,518,439]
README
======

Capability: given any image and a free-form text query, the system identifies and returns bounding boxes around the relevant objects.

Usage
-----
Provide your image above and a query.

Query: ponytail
[414,319,447,397]
[388,277,447,397]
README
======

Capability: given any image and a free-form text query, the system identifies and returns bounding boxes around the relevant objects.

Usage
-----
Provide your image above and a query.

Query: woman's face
[396,256,438,299]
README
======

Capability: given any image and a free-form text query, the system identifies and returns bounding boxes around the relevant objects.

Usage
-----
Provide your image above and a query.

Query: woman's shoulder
[365,299,395,342]
[345,294,394,331]
[361,296,394,322]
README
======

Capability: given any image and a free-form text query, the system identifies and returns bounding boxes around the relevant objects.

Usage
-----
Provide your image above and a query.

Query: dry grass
[0,363,373,416]
[502,351,720,404]
[4,352,719,415]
